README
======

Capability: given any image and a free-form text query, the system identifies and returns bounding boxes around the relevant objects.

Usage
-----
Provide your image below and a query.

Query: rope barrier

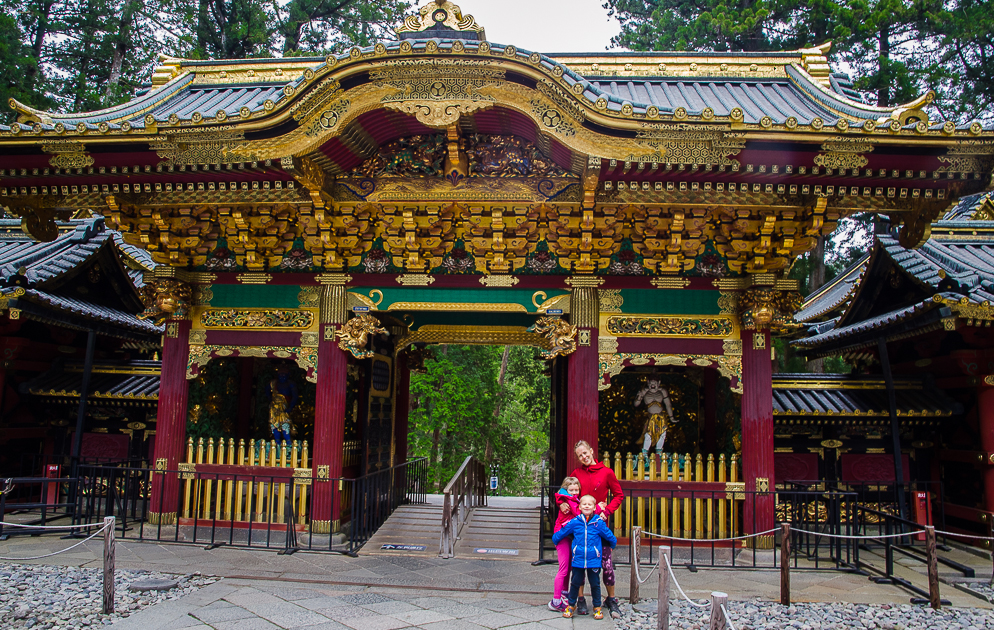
[663,554,709,608]
[720,603,738,630]
[642,527,779,543]
[791,527,923,540]
[632,555,660,584]
[0,521,106,530]
[0,521,110,561]
[934,530,994,541]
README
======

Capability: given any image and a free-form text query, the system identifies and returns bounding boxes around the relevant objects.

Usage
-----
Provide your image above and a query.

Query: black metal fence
[70,457,428,554]
[0,475,78,538]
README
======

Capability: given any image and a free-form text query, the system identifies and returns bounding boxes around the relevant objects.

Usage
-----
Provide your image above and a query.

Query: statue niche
[598,371,701,457]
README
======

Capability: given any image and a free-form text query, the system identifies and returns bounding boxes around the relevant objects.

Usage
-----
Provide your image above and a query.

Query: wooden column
[311,282,349,534]
[979,379,994,513]
[394,352,410,467]
[149,318,191,525]
[741,329,774,539]
[567,283,599,470]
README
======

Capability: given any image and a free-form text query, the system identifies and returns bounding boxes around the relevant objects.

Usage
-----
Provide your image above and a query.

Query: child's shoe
[562,605,574,618]
[548,600,566,613]
[576,596,589,615]
[593,607,604,620]
[605,596,622,619]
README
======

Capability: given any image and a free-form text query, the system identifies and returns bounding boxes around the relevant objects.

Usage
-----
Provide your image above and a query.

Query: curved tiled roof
[943,190,994,221]
[792,295,951,349]
[795,253,870,323]
[12,289,163,335]
[0,219,110,285]
[25,360,160,401]
[772,374,961,419]
[880,231,994,304]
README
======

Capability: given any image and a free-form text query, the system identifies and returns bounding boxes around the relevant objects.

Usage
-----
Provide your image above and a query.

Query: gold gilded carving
[565,276,605,288]
[286,156,333,209]
[386,100,493,129]
[397,274,435,286]
[395,0,485,37]
[570,287,599,328]
[753,332,767,350]
[41,142,94,169]
[533,291,571,314]
[3,203,72,242]
[739,288,803,332]
[292,468,313,486]
[607,316,734,337]
[187,345,318,382]
[389,302,527,313]
[191,285,213,306]
[316,465,330,481]
[150,131,246,165]
[717,292,738,315]
[972,197,994,221]
[178,462,196,480]
[937,141,994,174]
[598,352,743,393]
[480,275,519,287]
[347,290,383,311]
[633,124,743,165]
[320,285,348,325]
[598,335,619,354]
[723,339,742,356]
[165,322,179,338]
[985,375,994,387]
[317,274,353,285]
[139,279,191,325]
[599,289,623,313]
[298,286,320,307]
[189,329,206,345]
[650,278,691,289]
[236,273,273,284]
[300,332,319,347]
[581,156,599,208]
[527,317,578,359]
[813,137,874,170]
[200,309,314,329]
[578,329,591,346]
[396,325,546,350]
[219,205,297,271]
[531,99,577,137]
[336,314,387,359]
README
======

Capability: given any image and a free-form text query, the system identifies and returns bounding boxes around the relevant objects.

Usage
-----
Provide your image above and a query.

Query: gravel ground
[618,598,994,630]
[0,563,217,629]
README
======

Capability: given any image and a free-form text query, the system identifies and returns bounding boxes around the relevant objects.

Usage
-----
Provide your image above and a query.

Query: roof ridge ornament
[797,41,832,88]
[396,1,486,41]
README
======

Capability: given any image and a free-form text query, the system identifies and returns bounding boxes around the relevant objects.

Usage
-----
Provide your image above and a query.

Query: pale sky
[446,0,626,53]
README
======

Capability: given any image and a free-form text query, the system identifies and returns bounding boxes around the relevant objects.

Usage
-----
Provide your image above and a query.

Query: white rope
[663,554,709,608]
[0,521,109,561]
[791,527,922,540]
[934,530,994,541]
[0,521,106,530]
[643,527,779,543]
[632,556,660,584]
[721,604,738,630]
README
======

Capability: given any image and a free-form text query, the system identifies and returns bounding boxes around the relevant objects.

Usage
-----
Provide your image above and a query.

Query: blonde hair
[579,494,597,505]
[560,476,580,491]
[574,440,594,454]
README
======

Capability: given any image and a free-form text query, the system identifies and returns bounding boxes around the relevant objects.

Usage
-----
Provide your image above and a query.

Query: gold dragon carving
[738,288,804,332]
[336,314,388,359]
[138,279,192,325]
[527,317,578,359]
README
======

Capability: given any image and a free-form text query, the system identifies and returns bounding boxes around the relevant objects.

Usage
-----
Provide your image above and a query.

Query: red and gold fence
[601,451,744,540]
[178,437,311,527]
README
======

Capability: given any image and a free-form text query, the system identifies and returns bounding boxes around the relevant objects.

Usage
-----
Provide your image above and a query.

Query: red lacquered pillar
[149,318,191,525]
[741,329,775,541]
[567,284,599,471]
[311,283,348,534]
[979,381,994,513]
[394,352,410,467]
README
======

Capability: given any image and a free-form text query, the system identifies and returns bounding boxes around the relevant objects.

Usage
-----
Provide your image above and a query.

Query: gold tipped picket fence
[178,437,318,527]
[600,451,744,541]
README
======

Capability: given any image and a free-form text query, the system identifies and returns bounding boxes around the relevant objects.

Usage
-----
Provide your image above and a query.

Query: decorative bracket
[527,316,578,359]
[335,313,388,359]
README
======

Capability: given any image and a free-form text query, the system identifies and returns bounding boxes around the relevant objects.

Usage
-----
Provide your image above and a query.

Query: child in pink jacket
[549,476,581,612]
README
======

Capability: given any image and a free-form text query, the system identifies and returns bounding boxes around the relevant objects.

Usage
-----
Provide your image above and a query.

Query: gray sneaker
[605,596,622,619]
[576,596,589,615]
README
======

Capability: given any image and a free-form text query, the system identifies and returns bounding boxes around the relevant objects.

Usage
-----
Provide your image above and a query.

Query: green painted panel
[351,287,568,313]
[209,284,303,308]
[618,289,720,315]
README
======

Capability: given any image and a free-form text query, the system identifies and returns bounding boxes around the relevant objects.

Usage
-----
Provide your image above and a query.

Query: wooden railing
[601,451,743,540]
[438,455,487,558]
[178,437,311,527]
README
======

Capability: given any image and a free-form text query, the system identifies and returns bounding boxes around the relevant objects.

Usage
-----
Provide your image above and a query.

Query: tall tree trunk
[103,0,139,104]
[483,346,511,465]
[878,25,891,107]
[810,236,826,292]
[25,0,54,94]
[430,345,448,492]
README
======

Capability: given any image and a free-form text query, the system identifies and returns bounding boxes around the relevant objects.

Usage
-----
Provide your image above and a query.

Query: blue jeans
[567,566,601,608]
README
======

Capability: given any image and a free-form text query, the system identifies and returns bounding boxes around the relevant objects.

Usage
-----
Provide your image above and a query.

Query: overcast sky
[451,0,626,53]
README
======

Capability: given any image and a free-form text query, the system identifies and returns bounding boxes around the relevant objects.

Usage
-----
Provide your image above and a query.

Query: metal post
[780,522,791,606]
[102,516,115,614]
[658,553,670,630]
[926,526,941,610]
[630,525,641,604]
[708,592,728,630]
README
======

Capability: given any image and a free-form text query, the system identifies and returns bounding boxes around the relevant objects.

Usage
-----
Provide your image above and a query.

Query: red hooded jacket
[570,460,624,517]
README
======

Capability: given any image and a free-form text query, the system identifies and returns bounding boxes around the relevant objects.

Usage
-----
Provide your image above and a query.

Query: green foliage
[0,14,49,124]
[408,345,550,496]
[604,0,992,121]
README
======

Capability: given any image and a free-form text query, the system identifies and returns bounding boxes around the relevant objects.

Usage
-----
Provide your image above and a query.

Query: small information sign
[546,309,563,315]
[490,476,498,490]
[352,306,370,312]
[380,544,427,551]
[474,548,519,556]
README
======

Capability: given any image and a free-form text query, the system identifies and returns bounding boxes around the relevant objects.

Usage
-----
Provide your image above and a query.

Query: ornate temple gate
[1,1,991,544]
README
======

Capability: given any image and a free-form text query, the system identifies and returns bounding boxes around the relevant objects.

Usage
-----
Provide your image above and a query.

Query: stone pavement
[2,527,992,629]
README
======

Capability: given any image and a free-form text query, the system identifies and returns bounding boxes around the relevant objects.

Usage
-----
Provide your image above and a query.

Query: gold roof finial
[396,1,486,40]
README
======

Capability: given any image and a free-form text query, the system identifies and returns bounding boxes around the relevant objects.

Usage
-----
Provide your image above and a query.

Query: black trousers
[567,566,601,608]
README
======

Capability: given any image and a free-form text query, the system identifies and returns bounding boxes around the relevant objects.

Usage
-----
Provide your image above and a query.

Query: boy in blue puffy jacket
[551,494,618,619]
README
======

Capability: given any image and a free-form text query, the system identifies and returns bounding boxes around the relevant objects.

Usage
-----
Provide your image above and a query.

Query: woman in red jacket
[559,440,624,619]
